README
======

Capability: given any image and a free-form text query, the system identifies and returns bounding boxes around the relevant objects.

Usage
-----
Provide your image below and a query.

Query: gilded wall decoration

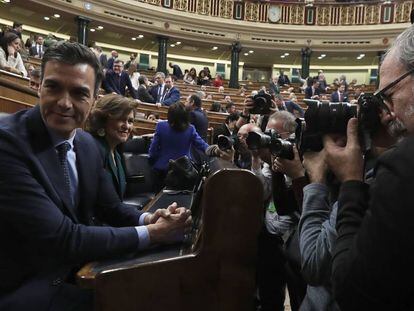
[365,5,379,24]
[291,5,304,25]
[174,0,187,11]
[220,0,233,18]
[341,6,354,25]
[317,6,330,25]
[197,0,210,15]
[245,2,259,22]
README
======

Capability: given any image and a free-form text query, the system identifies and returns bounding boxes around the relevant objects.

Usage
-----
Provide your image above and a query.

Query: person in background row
[183,67,197,84]
[159,75,181,107]
[106,50,118,70]
[0,32,27,77]
[127,63,140,91]
[86,94,136,200]
[124,53,137,70]
[137,75,155,103]
[278,70,291,86]
[213,74,223,87]
[197,70,210,86]
[169,62,183,80]
[10,22,23,39]
[185,94,208,142]
[28,68,41,91]
[103,59,138,99]
[29,35,45,58]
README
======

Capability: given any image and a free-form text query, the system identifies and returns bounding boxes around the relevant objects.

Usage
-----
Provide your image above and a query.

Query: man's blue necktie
[56,142,76,209]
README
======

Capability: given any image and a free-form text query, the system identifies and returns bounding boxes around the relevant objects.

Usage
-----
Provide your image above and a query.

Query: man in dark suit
[137,75,155,103]
[106,50,118,70]
[160,75,181,106]
[185,94,208,141]
[305,78,321,100]
[324,24,414,310]
[94,46,107,69]
[29,35,45,58]
[330,84,349,102]
[169,62,183,80]
[103,59,138,99]
[0,41,191,310]
[278,71,290,86]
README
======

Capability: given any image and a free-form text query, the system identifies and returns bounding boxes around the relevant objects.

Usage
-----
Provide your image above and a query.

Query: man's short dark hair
[168,103,190,132]
[114,59,124,65]
[12,22,22,29]
[138,75,147,85]
[30,69,41,79]
[226,112,239,124]
[41,41,103,96]
[225,102,235,110]
[190,94,202,108]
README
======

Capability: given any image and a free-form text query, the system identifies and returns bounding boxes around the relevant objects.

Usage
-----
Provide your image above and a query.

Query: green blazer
[94,137,127,199]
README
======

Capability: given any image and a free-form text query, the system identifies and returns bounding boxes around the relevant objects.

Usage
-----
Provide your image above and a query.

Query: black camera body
[217,134,240,151]
[246,129,294,160]
[297,96,384,155]
[249,90,273,115]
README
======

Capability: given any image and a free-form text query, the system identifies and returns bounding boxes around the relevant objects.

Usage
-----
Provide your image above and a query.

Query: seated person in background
[218,86,225,94]
[103,59,138,99]
[183,67,196,84]
[305,78,320,100]
[206,93,213,100]
[0,41,191,310]
[197,69,210,86]
[224,95,232,103]
[213,112,239,144]
[86,94,136,200]
[225,102,237,114]
[29,35,45,58]
[269,76,280,95]
[28,68,41,91]
[278,71,291,86]
[213,74,224,87]
[209,102,223,112]
[146,112,159,122]
[124,53,137,70]
[285,93,305,118]
[330,84,349,103]
[137,75,155,103]
[0,32,27,77]
[148,103,221,190]
[159,75,181,107]
[238,85,247,96]
[127,63,140,91]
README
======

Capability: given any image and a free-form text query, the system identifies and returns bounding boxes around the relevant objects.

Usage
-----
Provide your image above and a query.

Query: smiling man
[0,41,191,311]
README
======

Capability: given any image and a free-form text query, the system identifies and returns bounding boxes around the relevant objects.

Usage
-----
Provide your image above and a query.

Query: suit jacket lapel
[27,106,79,222]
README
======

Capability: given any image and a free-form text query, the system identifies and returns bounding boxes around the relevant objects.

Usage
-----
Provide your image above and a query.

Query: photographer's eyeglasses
[374,67,414,112]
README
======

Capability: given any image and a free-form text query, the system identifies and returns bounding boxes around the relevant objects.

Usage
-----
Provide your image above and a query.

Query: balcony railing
[137,0,413,25]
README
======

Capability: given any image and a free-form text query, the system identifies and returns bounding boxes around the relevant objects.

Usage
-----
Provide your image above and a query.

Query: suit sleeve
[139,87,155,103]
[162,89,181,106]
[103,73,116,94]
[299,183,337,286]
[0,138,140,264]
[190,126,209,152]
[148,122,161,161]
[29,47,35,56]
[333,153,414,310]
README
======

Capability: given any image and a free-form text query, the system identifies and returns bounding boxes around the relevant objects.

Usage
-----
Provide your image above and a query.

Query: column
[76,16,90,46]
[301,46,312,79]
[229,41,242,89]
[157,36,168,74]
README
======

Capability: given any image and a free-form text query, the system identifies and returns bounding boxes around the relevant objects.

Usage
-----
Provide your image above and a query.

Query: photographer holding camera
[322,25,414,310]
[250,111,306,311]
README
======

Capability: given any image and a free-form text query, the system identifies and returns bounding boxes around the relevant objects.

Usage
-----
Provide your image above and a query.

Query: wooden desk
[77,167,263,311]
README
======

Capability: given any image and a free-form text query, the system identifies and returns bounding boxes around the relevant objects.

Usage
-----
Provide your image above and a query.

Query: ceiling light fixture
[90,28,95,32]
[138,34,144,38]
[170,44,175,47]
[176,41,181,45]
[131,37,136,40]
[84,2,92,10]
[44,16,50,21]
[97,26,103,30]
[212,46,218,50]
[249,50,254,53]
[53,14,60,18]
[284,53,290,56]
[244,53,249,56]
[280,55,286,58]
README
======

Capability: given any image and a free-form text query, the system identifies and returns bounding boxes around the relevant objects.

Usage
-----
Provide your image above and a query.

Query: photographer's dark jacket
[333,136,414,310]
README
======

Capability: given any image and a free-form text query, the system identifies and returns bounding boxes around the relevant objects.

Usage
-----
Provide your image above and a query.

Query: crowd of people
[1,17,414,311]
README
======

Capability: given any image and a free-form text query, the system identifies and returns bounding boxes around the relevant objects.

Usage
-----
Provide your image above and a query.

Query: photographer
[323,25,414,310]
[251,111,306,311]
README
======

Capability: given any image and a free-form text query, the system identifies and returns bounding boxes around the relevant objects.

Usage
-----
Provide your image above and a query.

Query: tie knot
[56,142,71,158]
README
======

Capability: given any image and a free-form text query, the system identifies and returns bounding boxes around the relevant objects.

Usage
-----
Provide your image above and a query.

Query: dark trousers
[256,229,306,311]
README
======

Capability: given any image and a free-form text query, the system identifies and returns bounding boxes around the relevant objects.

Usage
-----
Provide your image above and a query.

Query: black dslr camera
[217,134,240,151]
[296,95,385,155]
[249,90,273,115]
[246,129,295,160]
